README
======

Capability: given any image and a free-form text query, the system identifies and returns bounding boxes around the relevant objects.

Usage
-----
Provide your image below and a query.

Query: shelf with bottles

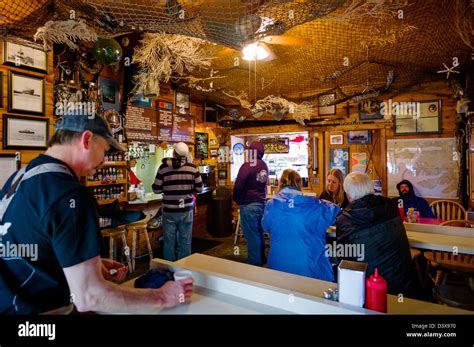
[103,153,126,164]
[91,184,127,205]
[86,167,127,186]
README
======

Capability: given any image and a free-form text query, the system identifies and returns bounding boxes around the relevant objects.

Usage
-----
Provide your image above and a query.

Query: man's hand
[159,277,194,308]
[101,258,128,283]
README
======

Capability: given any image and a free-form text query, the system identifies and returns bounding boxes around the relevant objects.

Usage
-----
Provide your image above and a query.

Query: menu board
[195,132,209,159]
[171,113,195,143]
[158,102,173,141]
[124,105,157,141]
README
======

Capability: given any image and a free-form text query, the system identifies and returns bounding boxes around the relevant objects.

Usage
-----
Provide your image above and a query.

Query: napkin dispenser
[337,260,368,308]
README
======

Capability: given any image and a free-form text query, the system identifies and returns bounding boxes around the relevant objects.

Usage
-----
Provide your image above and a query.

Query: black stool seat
[433,284,474,311]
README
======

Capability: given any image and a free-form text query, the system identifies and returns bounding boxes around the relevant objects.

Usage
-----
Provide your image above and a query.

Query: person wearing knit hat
[153,142,203,261]
[233,140,269,266]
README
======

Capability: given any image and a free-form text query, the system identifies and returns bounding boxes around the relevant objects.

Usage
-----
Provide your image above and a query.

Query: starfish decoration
[437,63,460,79]
[360,79,376,94]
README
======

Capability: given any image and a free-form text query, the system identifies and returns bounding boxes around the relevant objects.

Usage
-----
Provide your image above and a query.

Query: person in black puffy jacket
[336,172,418,298]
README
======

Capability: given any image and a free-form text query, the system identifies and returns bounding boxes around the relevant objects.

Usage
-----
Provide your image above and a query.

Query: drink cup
[173,270,193,281]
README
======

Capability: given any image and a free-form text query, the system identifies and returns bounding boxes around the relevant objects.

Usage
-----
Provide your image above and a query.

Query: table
[122,254,471,314]
[404,217,444,225]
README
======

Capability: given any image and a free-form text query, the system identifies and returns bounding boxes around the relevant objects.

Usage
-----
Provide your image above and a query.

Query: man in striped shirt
[152,142,203,261]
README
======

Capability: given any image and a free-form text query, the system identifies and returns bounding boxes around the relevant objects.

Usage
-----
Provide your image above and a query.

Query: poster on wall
[351,152,367,173]
[157,101,173,141]
[195,132,209,159]
[171,113,194,143]
[329,147,349,175]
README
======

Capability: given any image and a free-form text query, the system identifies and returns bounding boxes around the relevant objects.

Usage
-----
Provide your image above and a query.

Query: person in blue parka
[396,179,435,218]
[262,169,341,281]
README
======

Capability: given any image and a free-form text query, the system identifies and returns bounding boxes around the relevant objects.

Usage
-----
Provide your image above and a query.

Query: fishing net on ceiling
[0,0,472,109]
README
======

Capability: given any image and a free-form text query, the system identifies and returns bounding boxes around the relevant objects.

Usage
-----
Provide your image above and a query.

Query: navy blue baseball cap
[55,112,123,152]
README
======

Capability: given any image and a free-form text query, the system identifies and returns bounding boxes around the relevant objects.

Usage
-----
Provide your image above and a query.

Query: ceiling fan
[218,14,312,62]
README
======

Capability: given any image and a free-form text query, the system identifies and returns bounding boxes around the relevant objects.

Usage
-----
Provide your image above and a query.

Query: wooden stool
[101,226,133,273]
[233,210,243,245]
[126,222,153,272]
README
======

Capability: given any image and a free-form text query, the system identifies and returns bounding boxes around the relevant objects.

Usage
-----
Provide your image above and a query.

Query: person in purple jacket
[233,141,269,266]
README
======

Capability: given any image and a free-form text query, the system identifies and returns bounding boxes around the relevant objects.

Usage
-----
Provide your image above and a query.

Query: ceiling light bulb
[242,43,269,61]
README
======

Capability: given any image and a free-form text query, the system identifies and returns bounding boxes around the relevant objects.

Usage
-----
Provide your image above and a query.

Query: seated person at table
[396,179,435,218]
[262,169,341,281]
[319,168,349,209]
[336,172,417,297]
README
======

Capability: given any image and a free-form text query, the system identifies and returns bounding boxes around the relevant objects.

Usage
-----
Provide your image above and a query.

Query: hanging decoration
[437,62,461,79]
[131,33,214,96]
[92,38,123,65]
[34,19,98,50]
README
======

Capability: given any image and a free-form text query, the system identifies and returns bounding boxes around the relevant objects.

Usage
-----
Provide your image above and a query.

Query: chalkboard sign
[157,102,173,141]
[172,113,194,143]
[124,105,158,141]
[195,132,209,159]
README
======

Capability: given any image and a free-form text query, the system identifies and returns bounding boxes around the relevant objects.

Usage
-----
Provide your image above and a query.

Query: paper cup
[173,270,193,281]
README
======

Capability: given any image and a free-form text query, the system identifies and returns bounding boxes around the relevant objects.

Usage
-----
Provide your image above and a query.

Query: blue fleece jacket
[262,187,341,281]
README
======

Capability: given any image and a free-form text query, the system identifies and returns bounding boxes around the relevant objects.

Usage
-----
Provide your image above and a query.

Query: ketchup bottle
[365,268,387,313]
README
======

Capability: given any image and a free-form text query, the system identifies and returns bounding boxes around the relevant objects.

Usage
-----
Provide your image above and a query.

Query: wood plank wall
[229,80,459,202]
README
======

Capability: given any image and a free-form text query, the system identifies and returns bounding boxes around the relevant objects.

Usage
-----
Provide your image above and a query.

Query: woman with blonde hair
[262,169,340,281]
[320,168,349,209]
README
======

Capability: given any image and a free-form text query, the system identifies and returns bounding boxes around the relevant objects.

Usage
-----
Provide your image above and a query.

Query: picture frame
[8,71,45,116]
[329,134,343,145]
[175,90,190,113]
[329,147,349,175]
[195,132,209,159]
[2,41,47,74]
[209,138,217,146]
[359,99,383,120]
[394,99,441,135]
[0,153,21,188]
[99,77,120,112]
[318,93,336,116]
[131,93,152,108]
[210,149,218,157]
[347,130,371,144]
[218,170,227,179]
[3,114,49,149]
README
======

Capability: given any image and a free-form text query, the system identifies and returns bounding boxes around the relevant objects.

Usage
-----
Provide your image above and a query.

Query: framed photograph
[8,71,45,116]
[3,114,49,149]
[329,147,349,175]
[99,77,120,112]
[210,149,218,157]
[218,170,227,179]
[175,90,190,113]
[347,130,371,144]
[209,138,217,146]
[2,41,47,73]
[395,100,441,135]
[0,153,21,188]
[329,134,343,145]
[318,93,336,116]
[195,132,209,159]
[359,99,383,120]
[131,93,152,108]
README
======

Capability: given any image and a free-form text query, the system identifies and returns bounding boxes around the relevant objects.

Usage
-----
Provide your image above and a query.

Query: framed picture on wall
[131,93,152,108]
[218,170,227,179]
[329,134,343,145]
[175,90,190,113]
[347,130,371,144]
[394,99,441,135]
[195,132,209,159]
[0,153,20,188]
[210,149,218,157]
[359,99,383,120]
[2,41,47,73]
[329,147,349,175]
[3,114,49,149]
[318,93,336,116]
[99,77,121,111]
[8,71,45,116]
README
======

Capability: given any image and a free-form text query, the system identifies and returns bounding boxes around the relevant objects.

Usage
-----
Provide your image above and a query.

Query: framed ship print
[3,114,49,149]
[8,71,45,116]
[3,41,47,73]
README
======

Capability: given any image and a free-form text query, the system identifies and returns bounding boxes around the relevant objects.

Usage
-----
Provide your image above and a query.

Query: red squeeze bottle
[365,268,387,313]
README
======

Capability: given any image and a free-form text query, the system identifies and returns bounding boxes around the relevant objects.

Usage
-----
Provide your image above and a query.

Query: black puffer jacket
[336,194,417,297]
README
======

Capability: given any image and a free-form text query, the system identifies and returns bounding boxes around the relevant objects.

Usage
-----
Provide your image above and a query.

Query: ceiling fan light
[242,43,270,61]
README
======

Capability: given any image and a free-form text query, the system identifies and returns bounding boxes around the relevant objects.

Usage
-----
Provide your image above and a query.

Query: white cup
[173,270,193,281]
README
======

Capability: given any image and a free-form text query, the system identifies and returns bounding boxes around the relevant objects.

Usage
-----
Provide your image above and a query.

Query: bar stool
[233,210,243,245]
[101,226,133,273]
[126,221,153,272]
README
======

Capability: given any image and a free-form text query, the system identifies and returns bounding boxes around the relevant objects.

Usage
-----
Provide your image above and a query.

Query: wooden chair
[423,250,474,287]
[429,200,466,221]
[440,219,474,228]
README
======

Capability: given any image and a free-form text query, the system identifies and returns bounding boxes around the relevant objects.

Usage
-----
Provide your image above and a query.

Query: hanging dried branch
[222,90,253,110]
[179,75,226,93]
[326,0,410,22]
[34,19,98,50]
[454,0,473,49]
[361,24,417,49]
[132,33,213,95]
